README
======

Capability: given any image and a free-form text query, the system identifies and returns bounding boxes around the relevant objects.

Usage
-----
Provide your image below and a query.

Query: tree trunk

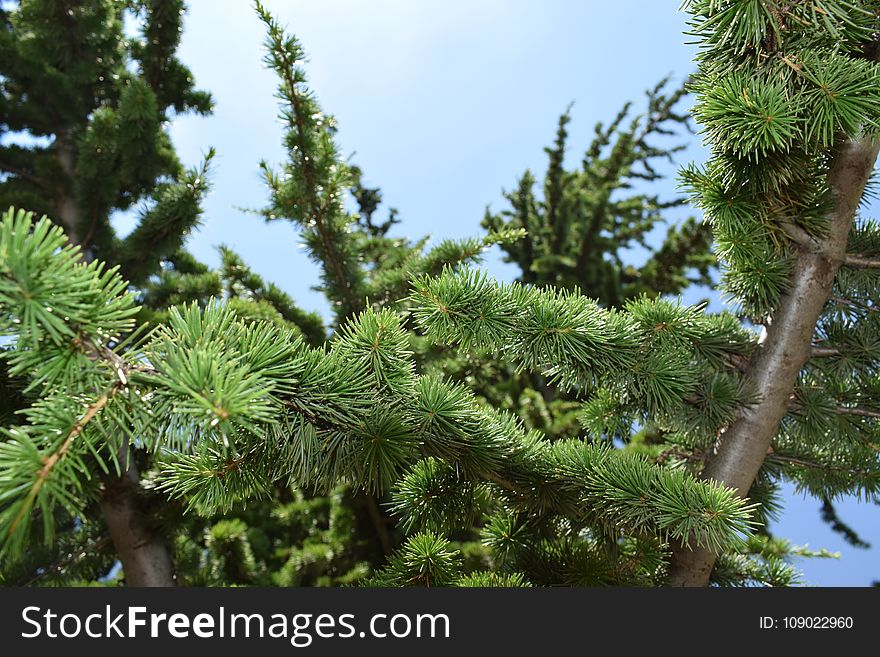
[99,449,175,587]
[666,134,880,586]
[53,134,81,245]
[55,131,175,586]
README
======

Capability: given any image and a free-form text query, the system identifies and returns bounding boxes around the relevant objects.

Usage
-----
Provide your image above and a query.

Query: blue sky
[135,0,880,585]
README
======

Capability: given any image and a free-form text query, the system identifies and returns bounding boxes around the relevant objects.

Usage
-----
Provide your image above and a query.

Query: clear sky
[134,0,880,585]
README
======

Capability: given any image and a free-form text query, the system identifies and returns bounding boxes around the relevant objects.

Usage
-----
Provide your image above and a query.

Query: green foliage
[412,267,753,428]
[677,0,880,548]
[166,484,377,587]
[5,1,879,588]
[254,1,366,324]
[368,532,464,587]
[682,0,880,318]
[483,78,713,306]
[0,208,756,580]
[113,149,215,286]
[0,0,212,263]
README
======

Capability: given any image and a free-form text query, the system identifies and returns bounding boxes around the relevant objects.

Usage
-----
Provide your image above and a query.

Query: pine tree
[483,79,713,306]
[0,0,212,585]
[3,1,879,588]
[398,1,880,587]
[1,3,761,587]
[0,206,755,585]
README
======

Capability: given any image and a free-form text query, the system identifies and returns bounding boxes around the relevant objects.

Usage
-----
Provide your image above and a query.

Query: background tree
[483,80,713,306]
[0,0,213,585]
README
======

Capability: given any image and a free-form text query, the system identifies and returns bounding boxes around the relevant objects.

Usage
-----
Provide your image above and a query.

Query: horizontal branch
[829,296,879,314]
[844,253,880,268]
[836,406,880,419]
[810,346,840,358]
[766,452,876,476]
[0,160,46,188]
[787,398,880,420]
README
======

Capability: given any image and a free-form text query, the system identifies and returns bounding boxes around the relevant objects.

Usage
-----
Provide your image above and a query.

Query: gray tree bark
[99,449,175,587]
[667,134,880,586]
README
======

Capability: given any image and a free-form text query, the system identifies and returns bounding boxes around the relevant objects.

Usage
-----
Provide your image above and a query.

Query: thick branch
[667,134,880,586]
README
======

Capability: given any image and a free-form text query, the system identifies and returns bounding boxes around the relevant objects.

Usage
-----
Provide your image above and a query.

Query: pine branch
[844,253,880,268]
[278,51,357,315]
[255,2,363,323]
[835,406,880,419]
[6,386,117,539]
[811,346,840,357]
[830,295,879,314]
[767,452,877,476]
[114,149,215,285]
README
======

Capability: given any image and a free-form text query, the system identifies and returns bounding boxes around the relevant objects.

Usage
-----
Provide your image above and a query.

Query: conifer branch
[255,2,363,322]
[278,48,357,315]
[844,253,880,268]
[0,159,45,188]
[830,295,879,314]
[835,405,880,419]
[6,387,117,539]
[810,346,840,358]
[767,453,878,476]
